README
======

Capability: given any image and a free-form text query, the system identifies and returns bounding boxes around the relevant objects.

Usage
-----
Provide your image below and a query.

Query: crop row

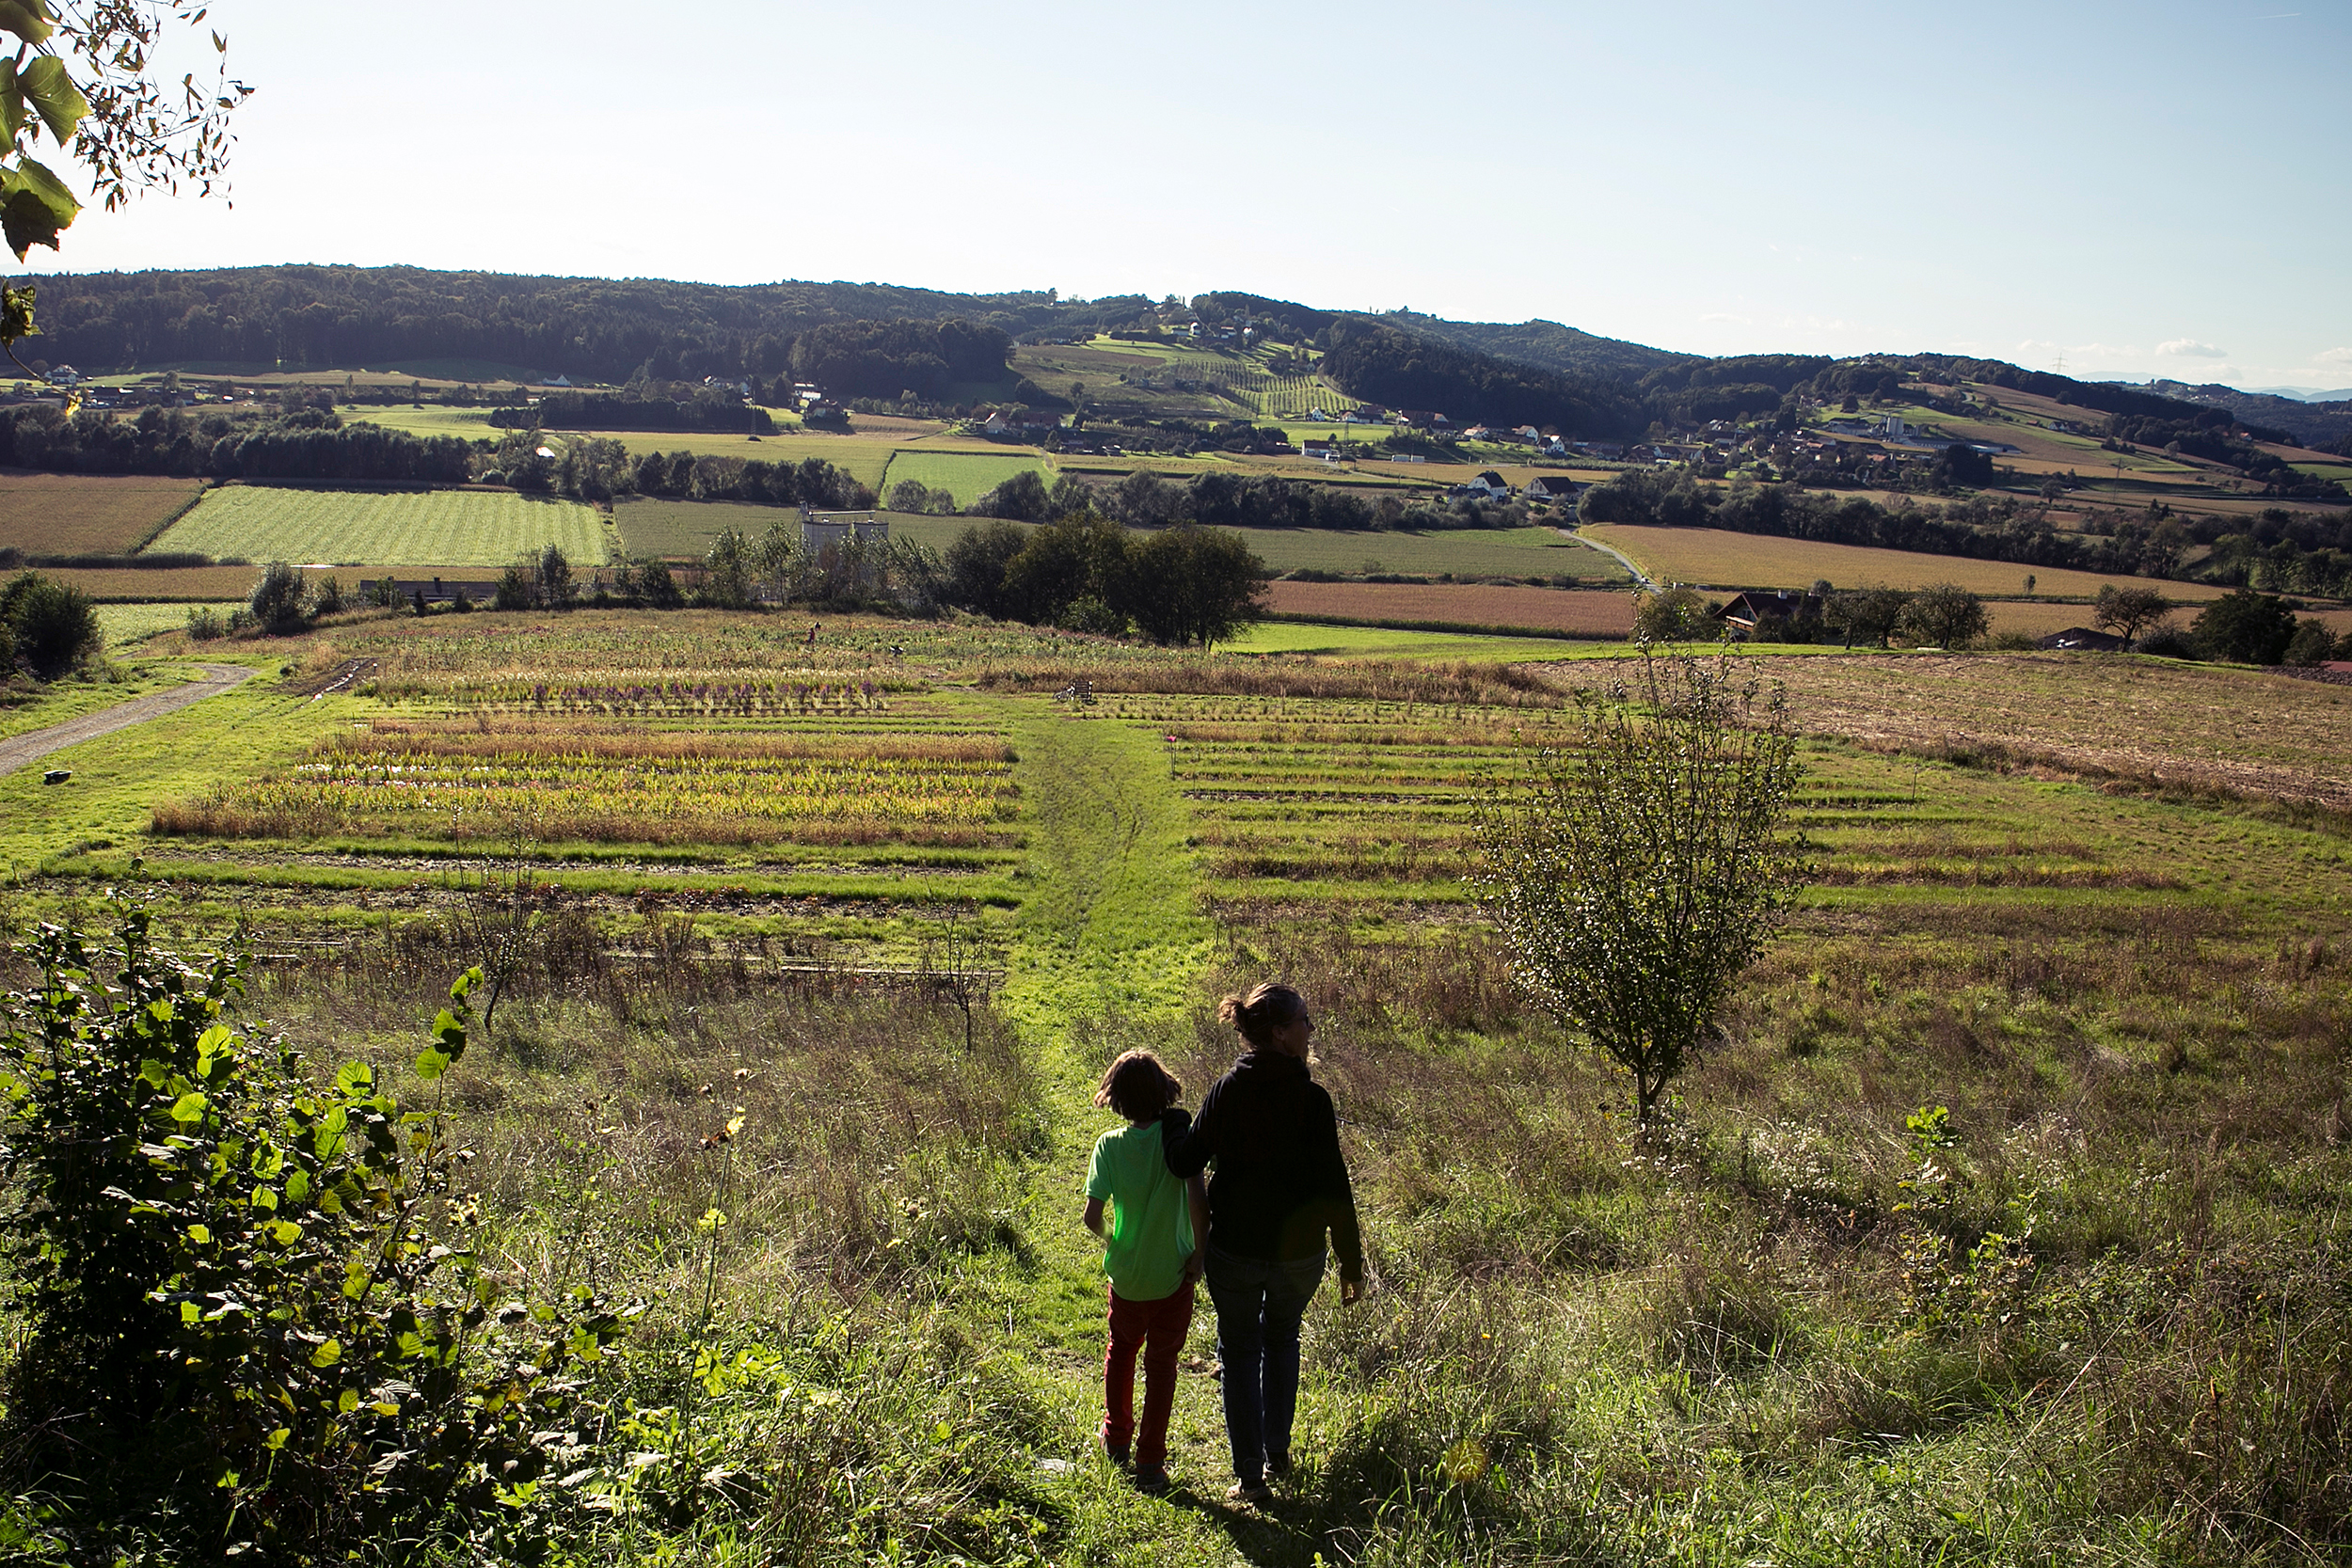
[374,678,903,716]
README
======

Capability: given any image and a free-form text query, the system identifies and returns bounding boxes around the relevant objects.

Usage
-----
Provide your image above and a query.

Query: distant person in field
[805,621,820,650]
[1162,983,1363,1508]
[1084,1050,1209,1495]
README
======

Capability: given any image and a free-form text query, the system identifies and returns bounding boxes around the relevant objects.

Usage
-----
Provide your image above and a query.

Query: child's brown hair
[1094,1049,1182,1122]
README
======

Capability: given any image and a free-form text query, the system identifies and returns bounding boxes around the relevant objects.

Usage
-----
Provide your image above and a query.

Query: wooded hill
[7,265,2322,448]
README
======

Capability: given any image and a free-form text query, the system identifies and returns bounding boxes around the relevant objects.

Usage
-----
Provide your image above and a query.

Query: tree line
[1577,467,2352,597]
[0,404,875,508]
[9,266,1049,384]
[489,391,775,436]
[960,466,1530,535]
[942,515,1268,645]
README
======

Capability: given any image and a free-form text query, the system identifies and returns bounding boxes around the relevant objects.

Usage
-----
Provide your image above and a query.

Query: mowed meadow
[4,593,2351,1566]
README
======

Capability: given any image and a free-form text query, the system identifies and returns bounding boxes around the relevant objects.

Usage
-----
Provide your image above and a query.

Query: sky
[17,0,2352,392]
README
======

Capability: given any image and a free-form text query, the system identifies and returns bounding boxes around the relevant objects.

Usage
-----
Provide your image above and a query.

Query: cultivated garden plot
[151,484,612,567]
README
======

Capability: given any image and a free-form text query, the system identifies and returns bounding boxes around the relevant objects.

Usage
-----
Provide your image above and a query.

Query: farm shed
[2037,626,2128,652]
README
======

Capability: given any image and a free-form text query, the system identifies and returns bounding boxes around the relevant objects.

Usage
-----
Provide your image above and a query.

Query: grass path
[956,695,1273,1560]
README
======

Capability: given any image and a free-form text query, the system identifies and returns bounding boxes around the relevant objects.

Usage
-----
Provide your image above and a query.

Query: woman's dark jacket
[1161,1051,1363,1283]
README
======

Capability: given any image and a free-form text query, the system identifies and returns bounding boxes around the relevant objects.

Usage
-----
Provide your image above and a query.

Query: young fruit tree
[1474,647,1806,1127]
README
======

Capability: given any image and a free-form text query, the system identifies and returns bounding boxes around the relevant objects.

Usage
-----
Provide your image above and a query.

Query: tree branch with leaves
[1,0,252,361]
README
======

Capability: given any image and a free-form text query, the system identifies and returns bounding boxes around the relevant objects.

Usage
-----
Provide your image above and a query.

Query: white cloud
[2156,339,2227,358]
[1696,311,1752,325]
[2313,346,2352,368]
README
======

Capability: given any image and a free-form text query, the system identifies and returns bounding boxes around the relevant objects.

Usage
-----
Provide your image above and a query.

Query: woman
[1162,981,1363,1506]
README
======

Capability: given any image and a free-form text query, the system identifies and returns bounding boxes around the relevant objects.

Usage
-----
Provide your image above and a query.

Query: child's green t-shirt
[1086,1119,1194,1303]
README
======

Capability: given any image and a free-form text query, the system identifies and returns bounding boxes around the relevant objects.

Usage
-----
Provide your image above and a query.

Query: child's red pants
[1102,1281,1195,1470]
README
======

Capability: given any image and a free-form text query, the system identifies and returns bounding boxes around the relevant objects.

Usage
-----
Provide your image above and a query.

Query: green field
[615,499,978,561]
[151,485,612,567]
[1239,524,1627,581]
[879,449,1051,506]
[93,601,244,651]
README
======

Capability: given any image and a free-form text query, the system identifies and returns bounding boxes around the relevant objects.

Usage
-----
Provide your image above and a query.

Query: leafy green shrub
[184,605,225,641]
[246,560,310,636]
[0,896,630,1562]
[0,571,102,677]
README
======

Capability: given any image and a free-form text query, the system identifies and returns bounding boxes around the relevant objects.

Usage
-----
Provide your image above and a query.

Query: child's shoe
[1226,1477,1274,1507]
[1133,1465,1171,1495]
[1104,1439,1130,1468]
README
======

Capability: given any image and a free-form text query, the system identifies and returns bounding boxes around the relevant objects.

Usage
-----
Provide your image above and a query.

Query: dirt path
[0,663,257,778]
[1557,525,1656,591]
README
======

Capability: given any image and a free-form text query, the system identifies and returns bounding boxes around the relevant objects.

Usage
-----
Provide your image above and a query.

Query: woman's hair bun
[1220,982,1303,1047]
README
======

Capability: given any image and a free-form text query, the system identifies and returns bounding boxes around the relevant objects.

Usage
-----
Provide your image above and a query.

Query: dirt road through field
[0,663,257,778]
[1560,526,1655,590]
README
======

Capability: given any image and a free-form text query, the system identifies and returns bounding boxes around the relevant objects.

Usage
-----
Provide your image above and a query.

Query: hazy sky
[20,0,2352,390]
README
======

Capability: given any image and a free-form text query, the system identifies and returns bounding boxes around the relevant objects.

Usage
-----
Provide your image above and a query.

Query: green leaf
[335,1062,373,1094]
[451,965,483,1003]
[412,1046,449,1082]
[269,1219,300,1245]
[263,1427,290,1452]
[17,55,83,145]
[431,1007,467,1059]
[169,1090,209,1124]
[0,3,54,47]
[309,1338,342,1368]
[285,1168,311,1201]
[197,1022,234,1057]
[186,1223,213,1244]
[0,154,76,260]
[181,1299,201,1324]
[337,1387,359,1415]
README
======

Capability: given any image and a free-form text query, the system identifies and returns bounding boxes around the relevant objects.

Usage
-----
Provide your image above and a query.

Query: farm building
[1719,590,1826,632]
[1523,475,1583,506]
[2037,626,2128,652]
[1445,470,1512,502]
[801,510,888,552]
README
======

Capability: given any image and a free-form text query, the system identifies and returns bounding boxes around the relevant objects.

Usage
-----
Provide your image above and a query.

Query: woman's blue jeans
[1205,1245,1324,1483]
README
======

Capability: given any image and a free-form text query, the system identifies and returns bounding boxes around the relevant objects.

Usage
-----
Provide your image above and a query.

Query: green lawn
[152,486,612,567]
[880,450,1052,506]
[344,406,505,441]
[94,602,244,652]
[615,500,983,562]
[1238,525,1627,581]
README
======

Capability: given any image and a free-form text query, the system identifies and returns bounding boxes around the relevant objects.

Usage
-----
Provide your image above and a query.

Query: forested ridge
[6,265,2333,455]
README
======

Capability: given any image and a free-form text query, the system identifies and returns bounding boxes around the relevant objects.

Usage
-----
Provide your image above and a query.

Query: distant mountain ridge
[2139,380,2352,451]
[7,264,2333,451]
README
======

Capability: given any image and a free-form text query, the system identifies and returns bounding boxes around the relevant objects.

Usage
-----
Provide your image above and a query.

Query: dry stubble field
[1582,523,2233,600]
[0,472,208,554]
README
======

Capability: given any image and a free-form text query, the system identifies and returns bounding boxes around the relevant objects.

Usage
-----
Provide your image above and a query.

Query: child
[1084,1050,1209,1494]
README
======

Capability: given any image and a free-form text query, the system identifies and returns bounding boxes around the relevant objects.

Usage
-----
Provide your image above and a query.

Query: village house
[1522,475,1583,507]
[1718,590,1825,632]
[2037,626,2128,652]
[1447,470,1513,502]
